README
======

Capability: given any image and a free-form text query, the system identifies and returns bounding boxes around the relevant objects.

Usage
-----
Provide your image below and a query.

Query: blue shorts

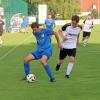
[31,47,52,60]
[22,24,28,28]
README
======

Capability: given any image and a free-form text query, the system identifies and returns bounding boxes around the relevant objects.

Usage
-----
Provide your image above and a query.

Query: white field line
[0,35,32,61]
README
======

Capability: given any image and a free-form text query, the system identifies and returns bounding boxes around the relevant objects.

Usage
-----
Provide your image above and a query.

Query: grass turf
[0,25,100,100]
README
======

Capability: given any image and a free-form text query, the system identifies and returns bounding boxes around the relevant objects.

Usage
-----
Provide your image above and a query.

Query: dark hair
[31,22,39,29]
[71,15,79,23]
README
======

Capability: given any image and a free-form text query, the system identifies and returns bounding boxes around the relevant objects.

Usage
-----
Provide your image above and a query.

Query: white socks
[83,38,88,46]
[66,63,74,75]
[83,37,89,47]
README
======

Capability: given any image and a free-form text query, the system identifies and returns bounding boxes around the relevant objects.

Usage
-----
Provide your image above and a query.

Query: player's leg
[83,36,89,46]
[56,48,67,71]
[65,56,75,78]
[82,31,85,41]
[40,55,55,82]
[56,59,64,71]
[82,31,87,44]
[23,54,35,77]
[23,50,41,78]
[40,47,55,82]
[83,32,90,47]
[85,32,91,45]
[65,49,76,78]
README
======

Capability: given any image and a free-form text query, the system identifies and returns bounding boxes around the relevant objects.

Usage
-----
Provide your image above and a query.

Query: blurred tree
[25,0,81,19]
[91,9,98,19]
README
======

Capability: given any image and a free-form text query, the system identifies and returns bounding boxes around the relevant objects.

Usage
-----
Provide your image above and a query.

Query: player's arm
[53,20,56,28]
[77,27,82,45]
[90,25,93,29]
[46,29,61,48]
[77,34,80,46]
[59,31,70,41]
[59,23,71,41]
[54,32,62,49]
[82,19,86,29]
[90,21,94,29]
[44,19,47,28]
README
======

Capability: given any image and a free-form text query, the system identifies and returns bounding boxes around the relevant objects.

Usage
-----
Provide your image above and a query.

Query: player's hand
[89,26,93,29]
[58,43,63,49]
[62,36,68,41]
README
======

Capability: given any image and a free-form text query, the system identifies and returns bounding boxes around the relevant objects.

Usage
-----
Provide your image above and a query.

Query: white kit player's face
[87,16,92,20]
[72,20,78,28]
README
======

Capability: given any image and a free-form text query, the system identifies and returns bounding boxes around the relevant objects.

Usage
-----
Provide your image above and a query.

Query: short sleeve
[45,19,47,24]
[53,20,55,25]
[83,19,86,24]
[60,23,71,31]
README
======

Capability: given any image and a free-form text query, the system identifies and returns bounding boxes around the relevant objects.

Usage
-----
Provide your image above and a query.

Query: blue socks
[44,64,54,80]
[24,63,54,80]
[24,63,30,76]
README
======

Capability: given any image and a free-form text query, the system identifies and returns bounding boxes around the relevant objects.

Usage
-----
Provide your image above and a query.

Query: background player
[0,16,4,46]
[82,14,93,47]
[22,16,29,33]
[45,14,55,30]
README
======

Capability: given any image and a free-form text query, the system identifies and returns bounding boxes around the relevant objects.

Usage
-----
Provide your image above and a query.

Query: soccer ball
[26,74,36,82]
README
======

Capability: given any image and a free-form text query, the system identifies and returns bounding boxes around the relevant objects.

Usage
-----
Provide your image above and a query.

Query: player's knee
[60,60,64,64]
[24,57,29,64]
[69,59,74,63]
[40,59,46,66]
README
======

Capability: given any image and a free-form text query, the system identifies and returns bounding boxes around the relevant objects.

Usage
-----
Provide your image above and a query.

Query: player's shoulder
[61,23,71,31]
[83,19,86,24]
[62,23,71,28]
[77,25,82,30]
[45,19,48,22]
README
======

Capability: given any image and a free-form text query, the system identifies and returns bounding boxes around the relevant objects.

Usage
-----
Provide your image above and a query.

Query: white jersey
[83,19,93,32]
[60,24,81,49]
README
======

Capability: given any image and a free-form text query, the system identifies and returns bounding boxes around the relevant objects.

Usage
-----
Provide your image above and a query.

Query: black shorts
[83,31,91,37]
[59,48,76,60]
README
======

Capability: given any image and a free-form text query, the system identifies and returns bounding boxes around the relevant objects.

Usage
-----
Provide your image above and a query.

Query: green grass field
[0,25,100,100]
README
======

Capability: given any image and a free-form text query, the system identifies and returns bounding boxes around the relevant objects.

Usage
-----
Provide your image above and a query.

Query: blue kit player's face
[48,15,52,19]
[32,27,40,34]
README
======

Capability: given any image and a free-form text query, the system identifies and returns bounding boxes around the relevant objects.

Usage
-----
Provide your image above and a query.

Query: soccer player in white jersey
[82,14,93,47]
[56,15,82,78]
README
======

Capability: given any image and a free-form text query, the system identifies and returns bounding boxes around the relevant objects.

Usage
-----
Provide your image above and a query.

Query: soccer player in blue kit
[45,14,55,30]
[22,16,29,33]
[23,22,61,82]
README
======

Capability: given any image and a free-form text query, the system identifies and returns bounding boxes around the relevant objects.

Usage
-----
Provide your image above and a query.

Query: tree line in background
[25,0,80,19]
[25,0,99,19]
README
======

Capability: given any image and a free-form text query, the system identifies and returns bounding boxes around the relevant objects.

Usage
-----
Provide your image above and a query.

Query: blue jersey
[45,19,55,30]
[33,29,54,52]
[22,17,28,28]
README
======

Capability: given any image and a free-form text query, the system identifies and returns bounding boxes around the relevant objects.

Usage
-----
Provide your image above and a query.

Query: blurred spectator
[22,16,29,33]
[45,14,55,31]
[0,16,4,46]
